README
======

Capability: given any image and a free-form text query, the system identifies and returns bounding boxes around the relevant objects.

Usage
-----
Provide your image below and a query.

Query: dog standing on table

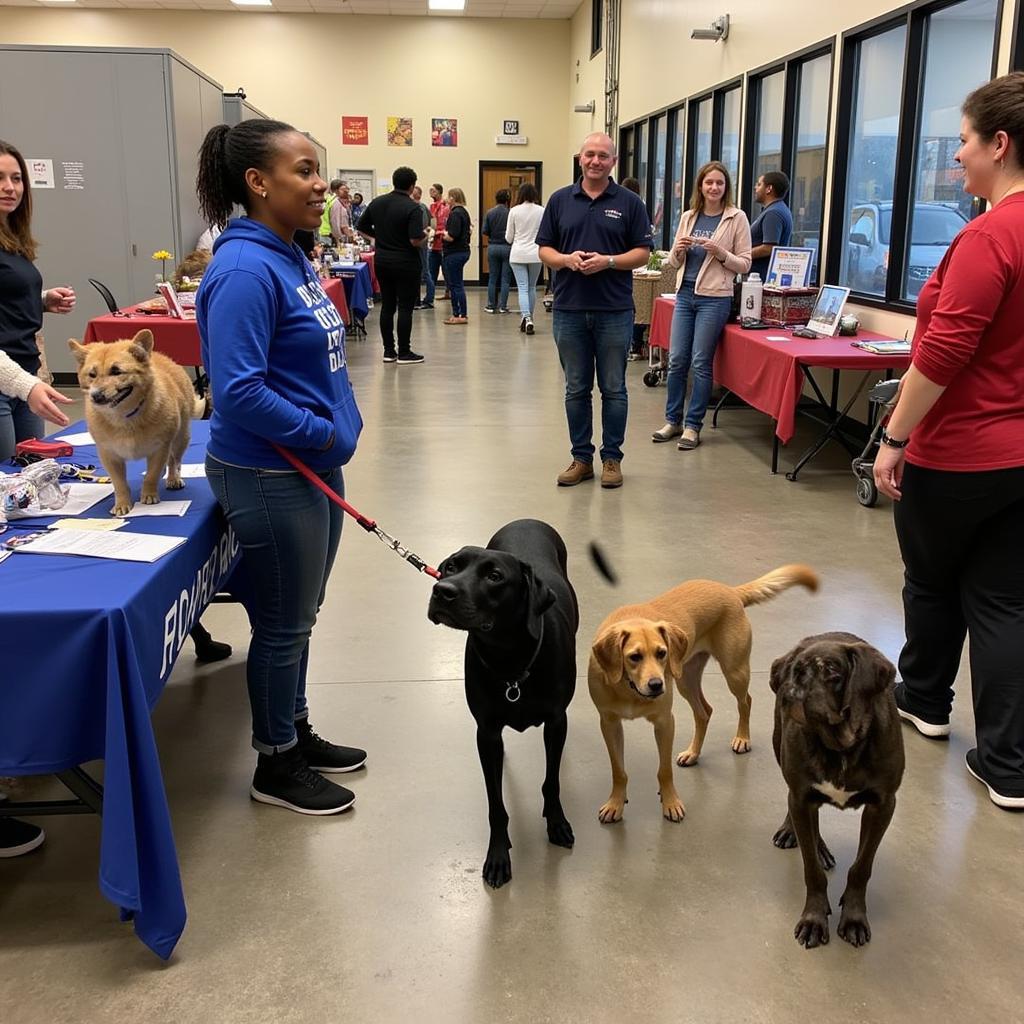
[589,565,818,824]
[428,519,579,889]
[769,632,905,949]
[69,329,203,516]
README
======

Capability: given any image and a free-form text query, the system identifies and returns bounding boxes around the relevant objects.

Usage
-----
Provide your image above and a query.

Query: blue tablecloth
[0,421,237,960]
[329,261,372,321]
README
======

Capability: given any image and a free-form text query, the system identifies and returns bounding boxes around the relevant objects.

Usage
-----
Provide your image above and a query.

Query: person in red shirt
[874,72,1024,810]
[417,182,449,310]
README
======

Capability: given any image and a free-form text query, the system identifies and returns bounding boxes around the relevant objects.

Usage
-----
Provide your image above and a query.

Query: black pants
[894,462,1024,792]
[375,260,421,356]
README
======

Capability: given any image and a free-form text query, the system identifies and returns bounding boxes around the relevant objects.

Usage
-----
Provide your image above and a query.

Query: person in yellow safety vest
[319,179,344,243]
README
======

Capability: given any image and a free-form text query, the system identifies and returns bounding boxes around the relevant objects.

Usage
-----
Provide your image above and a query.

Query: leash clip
[505,682,521,703]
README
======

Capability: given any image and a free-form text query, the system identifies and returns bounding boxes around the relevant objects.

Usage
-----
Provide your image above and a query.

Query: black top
[443,207,471,254]
[356,191,424,269]
[482,204,510,244]
[0,249,44,373]
[294,229,317,259]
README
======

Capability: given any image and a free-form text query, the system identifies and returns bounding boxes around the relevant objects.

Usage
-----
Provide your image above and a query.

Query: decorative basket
[761,286,818,326]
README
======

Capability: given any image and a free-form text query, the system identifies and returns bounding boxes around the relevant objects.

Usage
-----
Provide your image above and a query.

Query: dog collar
[124,397,147,419]
[471,618,546,703]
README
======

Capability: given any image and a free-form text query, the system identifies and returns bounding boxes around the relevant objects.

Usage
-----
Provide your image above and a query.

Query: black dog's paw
[547,817,575,849]
[772,822,798,849]
[794,911,831,949]
[482,848,513,889]
[837,893,871,946]
[817,838,837,871]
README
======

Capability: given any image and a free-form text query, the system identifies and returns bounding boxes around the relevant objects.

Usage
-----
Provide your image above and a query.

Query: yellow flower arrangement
[152,250,175,282]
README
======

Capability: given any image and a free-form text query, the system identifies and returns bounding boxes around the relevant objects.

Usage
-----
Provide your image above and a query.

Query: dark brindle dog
[428,519,579,888]
[769,632,905,949]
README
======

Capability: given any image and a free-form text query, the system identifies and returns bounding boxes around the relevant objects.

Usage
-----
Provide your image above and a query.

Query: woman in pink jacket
[652,161,751,450]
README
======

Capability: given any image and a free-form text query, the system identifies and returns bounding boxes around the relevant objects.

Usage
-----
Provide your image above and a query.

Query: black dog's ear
[847,642,896,696]
[771,647,809,723]
[521,560,556,639]
[769,648,799,694]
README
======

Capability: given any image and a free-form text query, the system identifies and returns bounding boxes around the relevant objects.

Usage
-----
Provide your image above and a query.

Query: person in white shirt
[505,182,545,335]
[0,350,71,427]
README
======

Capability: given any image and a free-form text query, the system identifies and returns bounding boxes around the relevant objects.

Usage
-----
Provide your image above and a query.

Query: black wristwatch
[880,429,909,449]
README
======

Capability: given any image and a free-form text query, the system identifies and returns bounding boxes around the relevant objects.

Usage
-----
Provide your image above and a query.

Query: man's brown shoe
[601,460,623,488]
[557,460,594,486]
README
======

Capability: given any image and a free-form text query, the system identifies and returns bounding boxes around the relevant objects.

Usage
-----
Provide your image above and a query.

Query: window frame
[825,0,1003,312]
[741,39,835,285]
[619,99,682,249]
[1012,0,1023,68]
[591,0,603,58]
[684,77,744,200]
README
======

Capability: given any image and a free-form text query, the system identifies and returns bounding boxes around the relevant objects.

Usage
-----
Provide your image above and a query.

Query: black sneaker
[484,306,496,314]
[250,747,355,815]
[413,302,434,310]
[893,681,951,738]
[498,307,511,314]
[383,351,398,364]
[525,318,535,335]
[0,814,45,858]
[965,749,1024,810]
[296,718,366,774]
[397,350,425,364]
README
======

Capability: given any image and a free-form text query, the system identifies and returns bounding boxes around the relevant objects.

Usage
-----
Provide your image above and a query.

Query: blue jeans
[552,309,633,463]
[511,262,542,317]
[426,249,443,304]
[419,243,429,293]
[0,392,43,460]
[665,282,733,430]
[486,243,512,309]
[443,250,470,317]
[205,456,343,753]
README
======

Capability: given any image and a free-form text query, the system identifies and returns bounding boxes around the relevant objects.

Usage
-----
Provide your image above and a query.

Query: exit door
[478,161,542,282]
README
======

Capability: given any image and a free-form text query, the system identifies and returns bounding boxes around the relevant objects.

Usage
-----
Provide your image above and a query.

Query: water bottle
[740,272,763,321]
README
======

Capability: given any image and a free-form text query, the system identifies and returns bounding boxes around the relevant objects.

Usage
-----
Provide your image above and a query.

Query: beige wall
[2,9,571,277]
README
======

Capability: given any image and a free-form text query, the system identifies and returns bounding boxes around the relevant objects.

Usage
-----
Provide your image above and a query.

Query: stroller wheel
[643,370,661,388]
[856,476,879,508]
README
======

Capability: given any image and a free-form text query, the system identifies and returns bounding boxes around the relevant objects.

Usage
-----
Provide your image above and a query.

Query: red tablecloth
[359,251,378,294]
[83,278,349,366]
[648,295,911,443]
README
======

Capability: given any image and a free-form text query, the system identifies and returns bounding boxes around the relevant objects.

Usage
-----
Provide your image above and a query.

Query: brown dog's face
[592,618,688,700]
[69,331,154,411]
[770,634,895,751]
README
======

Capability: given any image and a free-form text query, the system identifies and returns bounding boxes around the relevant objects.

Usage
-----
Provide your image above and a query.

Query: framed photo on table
[765,246,815,288]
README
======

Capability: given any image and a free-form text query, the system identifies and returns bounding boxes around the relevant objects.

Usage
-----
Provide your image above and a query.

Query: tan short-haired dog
[69,330,203,516]
[588,565,819,823]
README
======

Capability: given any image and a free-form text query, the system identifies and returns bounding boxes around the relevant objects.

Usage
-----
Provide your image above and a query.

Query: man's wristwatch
[880,429,909,449]
[608,256,615,270]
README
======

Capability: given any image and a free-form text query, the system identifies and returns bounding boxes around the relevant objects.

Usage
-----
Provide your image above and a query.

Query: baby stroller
[851,377,901,507]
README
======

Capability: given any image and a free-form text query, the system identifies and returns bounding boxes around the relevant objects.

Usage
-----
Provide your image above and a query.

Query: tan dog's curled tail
[735,564,819,607]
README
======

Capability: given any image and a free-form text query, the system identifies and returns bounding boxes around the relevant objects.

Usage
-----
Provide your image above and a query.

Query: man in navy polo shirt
[537,133,653,489]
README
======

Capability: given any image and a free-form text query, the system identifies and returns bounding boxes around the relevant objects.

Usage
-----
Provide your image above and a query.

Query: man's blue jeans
[486,243,512,309]
[664,282,733,431]
[552,309,633,464]
[205,457,343,753]
[0,392,43,460]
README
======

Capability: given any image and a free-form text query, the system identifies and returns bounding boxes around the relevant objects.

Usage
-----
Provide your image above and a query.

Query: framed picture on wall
[431,118,458,147]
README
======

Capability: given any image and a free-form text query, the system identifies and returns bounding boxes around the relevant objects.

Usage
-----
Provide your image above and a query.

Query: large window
[720,86,742,190]
[635,121,648,201]
[668,105,686,239]
[743,45,833,283]
[691,95,713,183]
[591,0,603,57]
[829,0,1000,306]
[686,81,742,198]
[651,113,668,239]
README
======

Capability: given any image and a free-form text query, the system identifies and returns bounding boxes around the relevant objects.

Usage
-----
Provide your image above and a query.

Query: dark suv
[845,201,968,299]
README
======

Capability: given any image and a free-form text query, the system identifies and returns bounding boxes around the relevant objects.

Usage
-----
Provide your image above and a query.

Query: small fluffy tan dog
[588,565,819,824]
[69,330,203,516]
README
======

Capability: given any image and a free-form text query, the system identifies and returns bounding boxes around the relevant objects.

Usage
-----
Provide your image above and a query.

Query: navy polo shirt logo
[604,209,623,219]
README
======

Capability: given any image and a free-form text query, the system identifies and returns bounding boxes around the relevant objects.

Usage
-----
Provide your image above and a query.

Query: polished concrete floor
[3,290,1022,1024]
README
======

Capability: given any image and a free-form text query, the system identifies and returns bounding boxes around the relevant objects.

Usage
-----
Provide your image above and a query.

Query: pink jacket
[667,205,752,296]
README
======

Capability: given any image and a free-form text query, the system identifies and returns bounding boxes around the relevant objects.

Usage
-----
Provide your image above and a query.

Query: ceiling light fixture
[691,14,730,42]
[231,0,274,7]
[428,0,467,11]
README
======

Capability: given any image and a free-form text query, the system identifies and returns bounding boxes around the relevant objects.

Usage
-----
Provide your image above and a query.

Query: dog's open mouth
[93,385,134,408]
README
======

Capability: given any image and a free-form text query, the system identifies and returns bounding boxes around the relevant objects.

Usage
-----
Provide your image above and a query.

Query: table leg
[0,767,104,817]
[711,389,733,429]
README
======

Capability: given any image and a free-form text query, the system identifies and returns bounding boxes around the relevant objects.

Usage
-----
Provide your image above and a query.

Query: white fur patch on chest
[812,780,859,807]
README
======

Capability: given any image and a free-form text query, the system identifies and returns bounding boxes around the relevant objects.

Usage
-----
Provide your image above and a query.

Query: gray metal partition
[0,45,223,373]
[222,92,268,126]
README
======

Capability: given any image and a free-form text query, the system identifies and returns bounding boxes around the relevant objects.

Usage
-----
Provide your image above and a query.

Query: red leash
[272,443,441,579]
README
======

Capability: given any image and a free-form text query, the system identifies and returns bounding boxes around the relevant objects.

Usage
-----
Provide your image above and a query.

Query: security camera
[691,14,729,42]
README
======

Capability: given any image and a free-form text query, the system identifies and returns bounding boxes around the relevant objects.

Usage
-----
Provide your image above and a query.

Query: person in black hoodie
[442,187,472,324]
[196,119,366,816]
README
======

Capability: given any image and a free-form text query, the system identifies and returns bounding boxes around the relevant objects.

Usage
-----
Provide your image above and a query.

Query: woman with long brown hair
[0,138,75,461]
[652,160,750,450]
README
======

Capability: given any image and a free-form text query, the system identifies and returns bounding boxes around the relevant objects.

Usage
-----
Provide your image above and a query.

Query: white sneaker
[652,422,683,443]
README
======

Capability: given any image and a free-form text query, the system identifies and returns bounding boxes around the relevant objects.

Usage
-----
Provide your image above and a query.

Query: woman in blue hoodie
[196,119,364,816]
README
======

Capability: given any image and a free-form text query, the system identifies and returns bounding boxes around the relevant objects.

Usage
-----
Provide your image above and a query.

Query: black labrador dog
[769,632,905,949]
[428,519,579,888]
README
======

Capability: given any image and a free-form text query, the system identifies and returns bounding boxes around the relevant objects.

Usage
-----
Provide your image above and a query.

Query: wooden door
[479,164,539,280]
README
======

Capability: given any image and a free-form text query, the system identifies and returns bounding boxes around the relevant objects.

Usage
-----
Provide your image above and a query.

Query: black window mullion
[684,100,702,197]
[825,35,859,287]
[711,90,726,159]
[885,12,926,303]
[668,103,685,243]
[741,75,760,216]
[1014,0,1023,69]
[780,62,800,194]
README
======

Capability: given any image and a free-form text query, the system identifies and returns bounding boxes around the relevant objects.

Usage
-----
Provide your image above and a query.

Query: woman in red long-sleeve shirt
[874,73,1024,810]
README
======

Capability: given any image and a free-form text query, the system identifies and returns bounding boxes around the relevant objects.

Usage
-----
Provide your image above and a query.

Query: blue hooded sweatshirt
[197,218,362,471]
